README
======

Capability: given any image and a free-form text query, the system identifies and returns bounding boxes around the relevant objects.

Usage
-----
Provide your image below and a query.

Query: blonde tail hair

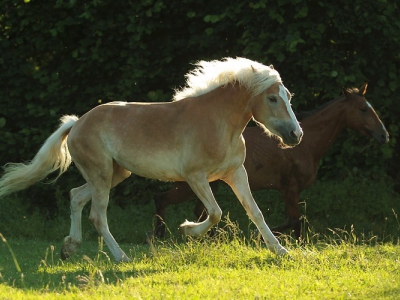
[0,115,78,198]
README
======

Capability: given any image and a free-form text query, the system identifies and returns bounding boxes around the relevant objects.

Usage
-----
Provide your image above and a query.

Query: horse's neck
[300,98,347,161]
[204,84,253,135]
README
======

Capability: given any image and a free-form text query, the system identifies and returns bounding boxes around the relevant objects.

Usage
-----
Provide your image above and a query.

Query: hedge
[0,0,399,211]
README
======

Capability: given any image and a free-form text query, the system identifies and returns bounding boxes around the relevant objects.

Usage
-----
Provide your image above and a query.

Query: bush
[0,0,399,214]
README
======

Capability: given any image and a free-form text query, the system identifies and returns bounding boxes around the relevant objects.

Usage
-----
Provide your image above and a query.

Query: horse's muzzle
[372,129,389,145]
[282,128,303,147]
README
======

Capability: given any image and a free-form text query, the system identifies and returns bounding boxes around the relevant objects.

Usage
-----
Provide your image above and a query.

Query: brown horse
[154,83,389,239]
[0,57,302,262]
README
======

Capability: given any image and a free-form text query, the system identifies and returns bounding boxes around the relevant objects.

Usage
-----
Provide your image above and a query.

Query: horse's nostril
[289,131,297,139]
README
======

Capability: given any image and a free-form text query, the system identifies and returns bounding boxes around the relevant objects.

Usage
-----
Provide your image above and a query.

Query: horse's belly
[116,154,183,181]
[114,148,243,183]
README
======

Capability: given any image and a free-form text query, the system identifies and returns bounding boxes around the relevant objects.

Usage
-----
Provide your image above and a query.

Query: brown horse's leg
[271,189,301,240]
[154,182,197,238]
[270,219,291,235]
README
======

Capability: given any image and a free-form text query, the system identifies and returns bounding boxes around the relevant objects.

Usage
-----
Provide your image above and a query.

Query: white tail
[0,115,78,198]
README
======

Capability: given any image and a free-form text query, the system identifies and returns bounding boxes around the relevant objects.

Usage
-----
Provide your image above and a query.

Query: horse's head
[343,83,389,145]
[251,82,303,147]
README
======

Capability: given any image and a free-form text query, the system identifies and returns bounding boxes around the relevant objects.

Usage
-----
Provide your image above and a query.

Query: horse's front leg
[223,165,288,256]
[154,182,198,238]
[179,174,222,237]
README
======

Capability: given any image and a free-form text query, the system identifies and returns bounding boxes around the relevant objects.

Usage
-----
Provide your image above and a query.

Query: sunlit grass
[1,217,399,299]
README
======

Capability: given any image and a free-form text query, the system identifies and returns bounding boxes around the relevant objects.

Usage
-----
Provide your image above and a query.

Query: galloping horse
[154,83,389,239]
[0,57,302,262]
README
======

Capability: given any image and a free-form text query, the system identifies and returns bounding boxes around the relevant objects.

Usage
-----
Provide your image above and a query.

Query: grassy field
[1,176,399,245]
[1,177,399,299]
[1,221,400,299]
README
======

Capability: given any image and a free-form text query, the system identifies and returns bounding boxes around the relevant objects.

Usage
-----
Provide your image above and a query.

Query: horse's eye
[268,96,277,103]
[360,107,368,113]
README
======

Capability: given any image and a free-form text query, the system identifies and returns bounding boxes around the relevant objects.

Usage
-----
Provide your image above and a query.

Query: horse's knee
[70,185,91,211]
[70,194,81,210]
[69,187,80,203]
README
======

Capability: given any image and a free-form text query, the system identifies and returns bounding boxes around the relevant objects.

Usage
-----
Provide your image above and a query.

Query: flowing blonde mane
[173,57,282,101]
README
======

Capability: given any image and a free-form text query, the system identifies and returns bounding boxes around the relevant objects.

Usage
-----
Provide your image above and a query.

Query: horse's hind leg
[62,161,131,262]
[61,183,91,260]
[87,162,131,262]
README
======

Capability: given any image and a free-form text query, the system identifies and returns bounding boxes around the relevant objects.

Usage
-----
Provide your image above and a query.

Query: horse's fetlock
[208,207,222,223]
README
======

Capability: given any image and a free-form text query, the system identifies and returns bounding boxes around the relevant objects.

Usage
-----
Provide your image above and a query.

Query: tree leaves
[0,0,398,209]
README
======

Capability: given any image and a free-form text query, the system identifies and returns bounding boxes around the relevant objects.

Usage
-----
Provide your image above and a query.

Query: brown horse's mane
[295,87,360,121]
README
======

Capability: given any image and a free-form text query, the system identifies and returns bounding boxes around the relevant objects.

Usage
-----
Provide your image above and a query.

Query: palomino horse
[0,57,302,262]
[154,83,389,239]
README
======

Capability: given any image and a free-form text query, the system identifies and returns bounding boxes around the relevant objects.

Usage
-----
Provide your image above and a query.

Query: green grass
[0,177,399,298]
[1,177,399,244]
[1,220,400,299]
[159,176,400,244]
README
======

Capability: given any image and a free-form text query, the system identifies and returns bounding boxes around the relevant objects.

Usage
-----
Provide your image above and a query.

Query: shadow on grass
[0,218,294,293]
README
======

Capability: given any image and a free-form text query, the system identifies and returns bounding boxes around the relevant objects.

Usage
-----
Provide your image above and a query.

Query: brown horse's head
[251,82,303,147]
[343,83,389,144]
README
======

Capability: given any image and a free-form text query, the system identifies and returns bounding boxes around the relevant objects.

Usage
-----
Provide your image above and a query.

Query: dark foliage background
[0,0,399,216]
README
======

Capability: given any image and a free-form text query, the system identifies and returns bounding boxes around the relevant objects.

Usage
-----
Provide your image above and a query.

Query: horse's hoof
[60,246,70,260]
[178,225,186,235]
[119,255,132,263]
[277,246,289,257]
[178,220,192,235]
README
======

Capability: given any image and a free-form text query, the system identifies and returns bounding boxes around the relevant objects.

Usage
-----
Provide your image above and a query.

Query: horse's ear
[251,65,256,73]
[269,65,274,70]
[359,82,368,96]
[342,87,352,98]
